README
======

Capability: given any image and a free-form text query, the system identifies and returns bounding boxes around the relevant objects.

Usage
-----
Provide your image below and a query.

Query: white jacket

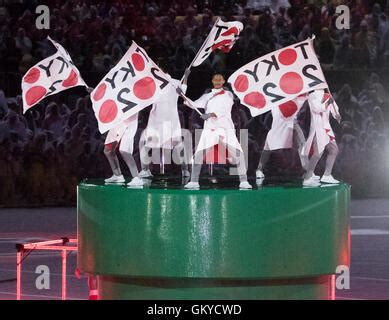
[105,113,139,154]
[302,90,339,157]
[194,88,243,152]
[265,95,307,150]
[145,79,187,149]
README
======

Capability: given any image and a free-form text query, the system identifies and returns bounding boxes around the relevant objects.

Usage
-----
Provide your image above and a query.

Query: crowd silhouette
[0,0,388,206]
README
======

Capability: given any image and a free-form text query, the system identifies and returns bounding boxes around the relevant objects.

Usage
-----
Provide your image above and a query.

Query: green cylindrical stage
[77,179,350,300]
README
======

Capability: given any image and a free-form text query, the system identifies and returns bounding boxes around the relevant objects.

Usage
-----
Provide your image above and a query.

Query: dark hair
[212,73,225,79]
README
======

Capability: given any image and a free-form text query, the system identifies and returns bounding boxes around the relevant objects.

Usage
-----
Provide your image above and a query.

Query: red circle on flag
[24,68,40,84]
[278,49,297,66]
[133,77,156,100]
[26,86,47,106]
[279,72,304,94]
[62,70,79,88]
[243,92,266,109]
[93,83,107,101]
[132,53,145,72]
[234,75,249,92]
[99,100,118,123]
[279,100,298,118]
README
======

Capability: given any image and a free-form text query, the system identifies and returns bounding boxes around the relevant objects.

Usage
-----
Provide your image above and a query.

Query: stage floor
[0,199,389,299]
[81,176,343,190]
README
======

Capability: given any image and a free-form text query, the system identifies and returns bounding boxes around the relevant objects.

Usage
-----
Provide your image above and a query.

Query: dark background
[0,0,388,207]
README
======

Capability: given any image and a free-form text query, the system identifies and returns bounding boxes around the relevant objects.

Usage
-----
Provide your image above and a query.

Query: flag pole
[179,92,203,116]
[155,56,204,116]
[180,17,221,81]
[164,77,203,115]
[181,95,203,116]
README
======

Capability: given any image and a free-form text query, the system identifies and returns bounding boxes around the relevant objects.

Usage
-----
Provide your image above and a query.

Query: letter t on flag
[190,18,244,68]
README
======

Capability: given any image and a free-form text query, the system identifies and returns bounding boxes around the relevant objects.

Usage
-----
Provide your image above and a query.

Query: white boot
[138,169,153,178]
[239,181,252,190]
[303,176,321,187]
[321,175,340,184]
[184,182,200,190]
[105,175,125,184]
[256,169,265,179]
[127,177,144,188]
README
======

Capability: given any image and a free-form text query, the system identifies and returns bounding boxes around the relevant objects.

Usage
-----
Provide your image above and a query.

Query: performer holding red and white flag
[183,73,252,190]
[102,114,144,188]
[174,18,243,114]
[228,37,328,117]
[92,42,173,187]
[256,94,308,180]
[22,37,89,112]
[302,89,341,186]
[139,67,192,179]
[189,17,244,69]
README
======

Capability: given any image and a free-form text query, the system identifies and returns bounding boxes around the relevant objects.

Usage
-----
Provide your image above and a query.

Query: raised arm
[193,92,210,110]
[308,91,327,113]
[181,68,191,86]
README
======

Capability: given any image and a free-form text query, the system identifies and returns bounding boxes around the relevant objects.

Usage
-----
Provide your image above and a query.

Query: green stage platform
[77,178,350,300]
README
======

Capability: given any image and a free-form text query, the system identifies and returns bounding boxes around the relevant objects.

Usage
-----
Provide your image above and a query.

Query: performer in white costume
[256,94,308,179]
[302,89,341,187]
[139,69,191,178]
[183,74,252,190]
[103,113,143,188]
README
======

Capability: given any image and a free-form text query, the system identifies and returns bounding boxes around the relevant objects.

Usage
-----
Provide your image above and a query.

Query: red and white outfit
[302,90,339,158]
[302,89,340,185]
[256,95,307,180]
[264,95,307,151]
[103,113,142,187]
[185,87,251,190]
[194,88,243,153]
[144,79,187,149]
[105,114,139,154]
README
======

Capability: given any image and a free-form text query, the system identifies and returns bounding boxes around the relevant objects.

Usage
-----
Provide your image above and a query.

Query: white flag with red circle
[228,37,328,117]
[192,18,244,67]
[22,37,88,113]
[91,41,172,134]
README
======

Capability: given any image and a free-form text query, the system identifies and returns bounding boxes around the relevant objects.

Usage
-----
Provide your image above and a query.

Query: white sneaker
[182,169,191,178]
[184,182,200,189]
[303,177,321,187]
[127,177,144,188]
[239,181,252,190]
[256,169,265,179]
[138,169,153,178]
[105,175,125,184]
[321,175,340,184]
[313,175,320,181]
